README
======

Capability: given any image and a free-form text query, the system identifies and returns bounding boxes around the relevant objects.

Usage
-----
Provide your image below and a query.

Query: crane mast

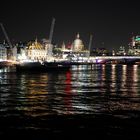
[0,23,13,48]
[88,34,93,57]
[0,23,13,60]
[49,18,55,44]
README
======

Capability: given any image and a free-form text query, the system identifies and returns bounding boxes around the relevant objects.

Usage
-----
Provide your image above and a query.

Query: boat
[16,61,71,72]
[16,61,43,72]
[43,61,71,71]
[0,60,13,68]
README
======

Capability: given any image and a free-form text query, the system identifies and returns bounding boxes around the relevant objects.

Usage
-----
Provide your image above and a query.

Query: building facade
[0,43,7,60]
[72,33,84,52]
[128,35,140,55]
[26,39,47,61]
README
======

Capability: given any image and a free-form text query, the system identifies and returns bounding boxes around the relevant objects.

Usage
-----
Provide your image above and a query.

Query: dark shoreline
[1,113,140,139]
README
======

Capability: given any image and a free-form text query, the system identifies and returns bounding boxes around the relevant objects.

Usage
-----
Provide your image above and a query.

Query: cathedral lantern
[72,33,84,52]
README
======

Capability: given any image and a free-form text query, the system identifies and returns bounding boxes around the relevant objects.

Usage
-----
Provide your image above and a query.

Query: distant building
[117,46,126,56]
[12,45,17,61]
[72,33,84,52]
[0,43,7,60]
[16,39,54,62]
[90,48,109,56]
[26,39,47,61]
[43,39,53,59]
[128,35,140,55]
[16,43,27,61]
[61,42,73,59]
[60,33,89,60]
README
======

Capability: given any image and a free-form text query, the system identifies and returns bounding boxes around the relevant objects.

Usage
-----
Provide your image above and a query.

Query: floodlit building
[128,35,140,55]
[0,43,7,60]
[72,33,84,52]
[117,46,126,56]
[60,33,89,60]
[61,42,73,59]
[16,39,54,62]
[26,39,47,61]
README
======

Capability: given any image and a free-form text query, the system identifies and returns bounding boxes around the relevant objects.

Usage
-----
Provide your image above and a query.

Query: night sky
[0,0,139,50]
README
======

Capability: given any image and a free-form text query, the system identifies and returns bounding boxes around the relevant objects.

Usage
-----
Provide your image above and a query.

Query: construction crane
[88,34,93,57]
[49,18,55,44]
[0,23,13,60]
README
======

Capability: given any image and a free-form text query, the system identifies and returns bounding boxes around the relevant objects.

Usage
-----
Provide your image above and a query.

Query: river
[0,64,140,139]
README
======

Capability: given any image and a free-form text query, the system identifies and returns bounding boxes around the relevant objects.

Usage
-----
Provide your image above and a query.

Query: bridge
[70,56,140,64]
[88,56,140,64]
[90,56,140,60]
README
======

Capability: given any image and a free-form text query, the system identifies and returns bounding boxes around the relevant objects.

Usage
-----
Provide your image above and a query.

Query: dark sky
[0,0,139,50]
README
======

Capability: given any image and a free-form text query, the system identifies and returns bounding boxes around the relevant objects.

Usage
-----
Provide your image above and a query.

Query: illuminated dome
[73,33,84,52]
[28,39,44,50]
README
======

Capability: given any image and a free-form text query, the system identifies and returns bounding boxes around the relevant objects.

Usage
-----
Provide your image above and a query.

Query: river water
[1,64,140,138]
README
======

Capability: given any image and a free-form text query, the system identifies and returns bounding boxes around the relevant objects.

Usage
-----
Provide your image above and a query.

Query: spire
[76,33,80,39]
[35,37,38,44]
[3,40,5,44]
[62,41,65,50]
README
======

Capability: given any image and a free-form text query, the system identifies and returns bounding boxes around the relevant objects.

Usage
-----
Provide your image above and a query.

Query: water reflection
[1,65,140,118]
[122,65,127,82]
[133,65,138,82]
[127,65,139,95]
[64,71,73,114]
[110,64,116,93]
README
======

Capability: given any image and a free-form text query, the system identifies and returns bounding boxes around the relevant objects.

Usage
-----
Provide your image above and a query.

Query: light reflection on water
[1,64,140,118]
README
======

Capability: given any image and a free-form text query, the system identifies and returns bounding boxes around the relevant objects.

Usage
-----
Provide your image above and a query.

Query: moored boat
[16,61,43,71]
[16,61,71,72]
[0,60,13,68]
[42,61,71,71]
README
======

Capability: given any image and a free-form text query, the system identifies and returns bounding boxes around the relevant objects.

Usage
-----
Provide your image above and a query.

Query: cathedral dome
[73,33,84,51]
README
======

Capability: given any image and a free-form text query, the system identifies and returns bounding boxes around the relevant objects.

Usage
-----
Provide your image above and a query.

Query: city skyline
[0,0,139,50]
